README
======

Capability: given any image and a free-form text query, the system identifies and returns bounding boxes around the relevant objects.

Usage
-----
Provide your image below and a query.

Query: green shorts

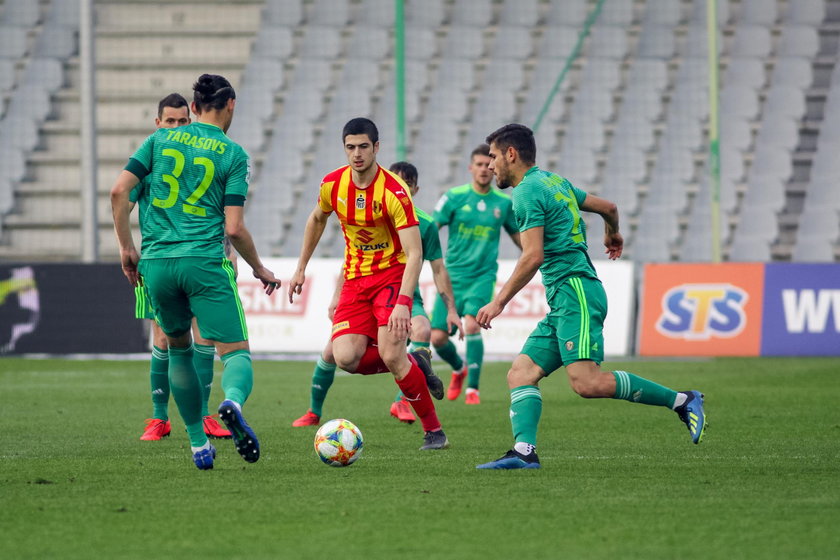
[430,273,495,330]
[139,257,246,343]
[521,276,607,375]
[134,285,155,320]
[412,287,428,320]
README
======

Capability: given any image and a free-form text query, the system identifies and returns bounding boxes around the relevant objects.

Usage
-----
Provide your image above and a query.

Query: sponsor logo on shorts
[332,321,350,334]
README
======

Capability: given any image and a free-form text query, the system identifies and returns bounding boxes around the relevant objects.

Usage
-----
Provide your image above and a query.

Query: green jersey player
[111,74,280,470]
[474,124,707,470]
[432,144,521,405]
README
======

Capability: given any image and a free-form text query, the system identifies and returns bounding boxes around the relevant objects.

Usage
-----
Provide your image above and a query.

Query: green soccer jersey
[129,177,149,226]
[512,166,599,300]
[414,208,443,301]
[433,183,518,279]
[125,122,251,260]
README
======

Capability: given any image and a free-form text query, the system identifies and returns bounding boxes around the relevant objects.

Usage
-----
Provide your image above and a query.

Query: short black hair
[342,117,379,144]
[486,124,537,166]
[192,74,235,113]
[470,143,490,160]
[157,93,188,118]
[389,161,418,186]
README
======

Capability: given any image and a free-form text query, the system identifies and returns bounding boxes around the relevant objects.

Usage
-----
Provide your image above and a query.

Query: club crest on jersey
[372,201,382,214]
[494,208,501,218]
[477,200,486,212]
[356,195,365,209]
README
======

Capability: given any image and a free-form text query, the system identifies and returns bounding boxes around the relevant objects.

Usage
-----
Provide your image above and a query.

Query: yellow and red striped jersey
[318,164,418,279]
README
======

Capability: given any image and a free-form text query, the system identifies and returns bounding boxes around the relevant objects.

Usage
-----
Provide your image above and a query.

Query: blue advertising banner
[761,263,840,356]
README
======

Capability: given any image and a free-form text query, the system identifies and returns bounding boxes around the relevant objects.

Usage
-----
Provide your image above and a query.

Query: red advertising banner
[638,263,765,356]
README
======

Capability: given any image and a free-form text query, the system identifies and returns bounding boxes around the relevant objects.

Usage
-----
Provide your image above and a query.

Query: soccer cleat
[419,429,450,450]
[675,390,707,444]
[203,415,232,439]
[218,400,260,463]
[389,397,416,424]
[140,418,171,441]
[291,410,321,427]
[447,365,467,400]
[476,449,541,469]
[192,444,216,470]
[465,388,481,405]
[410,347,444,400]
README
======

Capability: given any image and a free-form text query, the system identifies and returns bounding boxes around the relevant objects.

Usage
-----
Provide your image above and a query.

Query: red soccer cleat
[447,366,467,400]
[140,418,171,441]
[203,415,232,439]
[389,397,416,424]
[465,388,481,405]
[292,410,320,427]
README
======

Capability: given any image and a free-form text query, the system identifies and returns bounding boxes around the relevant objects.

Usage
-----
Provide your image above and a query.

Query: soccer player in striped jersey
[475,124,706,470]
[290,161,462,427]
[131,93,231,442]
[431,144,521,405]
[112,74,280,470]
[289,118,451,450]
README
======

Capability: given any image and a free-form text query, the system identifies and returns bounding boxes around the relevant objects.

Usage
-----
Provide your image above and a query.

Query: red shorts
[332,264,405,341]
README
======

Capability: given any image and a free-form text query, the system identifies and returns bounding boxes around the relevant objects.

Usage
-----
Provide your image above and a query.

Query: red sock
[354,342,389,375]
[396,356,441,432]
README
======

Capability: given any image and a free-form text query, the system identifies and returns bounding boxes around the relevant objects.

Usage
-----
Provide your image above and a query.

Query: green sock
[410,340,430,352]
[168,345,206,448]
[612,370,678,408]
[465,333,484,389]
[193,344,215,417]
[510,385,542,446]
[150,346,170,421]
[434,339,463,371]
[221,349,253,406]
[310,357,336,417]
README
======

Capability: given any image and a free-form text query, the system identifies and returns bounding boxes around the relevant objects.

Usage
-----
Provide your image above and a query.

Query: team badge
[494,208,501,218]
[372,201,382,214]
[477,200,486,212]
[355,195,365,209]
[565,340,574,351]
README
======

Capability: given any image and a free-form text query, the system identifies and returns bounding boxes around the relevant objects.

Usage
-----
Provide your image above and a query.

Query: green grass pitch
[1,356,839,559]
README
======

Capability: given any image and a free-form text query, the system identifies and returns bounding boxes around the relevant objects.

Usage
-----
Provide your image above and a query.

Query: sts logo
[656,283,748,340]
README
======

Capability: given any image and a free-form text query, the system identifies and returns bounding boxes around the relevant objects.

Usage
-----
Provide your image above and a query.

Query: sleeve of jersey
[387,190,418,229]
[432,194,451,225]
[223,148,250,206]
[128,180,144,203]
[422,221,443,261]
[124,133,155,181]
[503,199,520,234]
[317,181,334,213]
[571,183,588,206]
[513,187,545,232]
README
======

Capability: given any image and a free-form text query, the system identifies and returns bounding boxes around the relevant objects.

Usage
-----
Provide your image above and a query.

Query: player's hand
[388,303,411,338]
[289,269,306,303]
[327,298,339,321]
[447,310,465,340]
[120,248,140,287]
[253,266,280,295]
[476,300,504,329]
[604,232,623,260]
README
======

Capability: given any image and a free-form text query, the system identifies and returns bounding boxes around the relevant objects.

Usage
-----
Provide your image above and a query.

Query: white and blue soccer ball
[314,419,364,467]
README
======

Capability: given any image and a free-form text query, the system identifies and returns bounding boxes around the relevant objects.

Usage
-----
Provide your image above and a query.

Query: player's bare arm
[509,230,523,250]
[225,205,280,295]
[429,258,464,339]
[580,194,623,260]
[289,206,330,302]
[110,169,142,286]
[476,226,544,329]
[389,225,422,337]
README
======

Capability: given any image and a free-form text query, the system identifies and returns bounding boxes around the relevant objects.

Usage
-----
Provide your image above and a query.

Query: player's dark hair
[192,74,236,113]
[470,143,491,160]
[157,93,188,118]
[486,124,537,166]
[389,161,418,187]
[342,117,379,144]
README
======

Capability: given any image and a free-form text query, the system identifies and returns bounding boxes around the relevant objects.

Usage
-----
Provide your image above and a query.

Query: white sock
[514,442,535,456]
[466,388,479,395]
[672,392,688,410]
[191,440,212,454]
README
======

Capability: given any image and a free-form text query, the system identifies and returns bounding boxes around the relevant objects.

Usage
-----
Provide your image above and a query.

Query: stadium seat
[783,0,825,25]
[405,0,446,28]
[754,114,799,151]
[490,26,534,60]
[636,25,676,59]
[599,174,640,216]
[242,57,285,93]
[720,118,753,153]
[20,57,64,93]
[0,0,40,26]
[626,59,669,92]
[791,236,836,262]
[733,205,779,241]
[579,59,621,91]
[603,145,648,183]
[742,173,787,211]
[739,0,778,26]
[451,0,494,27]
[488,60,526,93]
[309,0,352,26]
[499,0,540,27]
[405,28,438,60]
[730,25,773,58]
[750,145,794,184]
[770,57,814,90]
[689,0,731,26]
[545,0,589,27]
[0,146,26,184]
[358,0,395,27]
[442,26,486,60]
[720,85,760,120]
[435,59,476,92]
[724,58,767,90]
[346,26,390,60]
[587,26,629,59]
[556,147,598,185]
[776,26,820,58]
[282,87,327,122]
[44,0,80,28]
[263,0,304,27]
[288,59,333,93]
[536,26,580,60]
[337,59,382,94]
[0,115,39,152]
[252,26,294,59]
[620,85,665,124]
[0,26,29,59]
[802,178,840,212]
[642,0,684,26]
[7,85,51,123]
[33,24,76,59]
[680,24,723,58]
[298,25,343,59]
[763,85,806,120]
[598,0,634,26]
[0,60,14,94]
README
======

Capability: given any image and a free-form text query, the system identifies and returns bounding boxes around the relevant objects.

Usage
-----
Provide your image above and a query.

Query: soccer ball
[314,419,364,467]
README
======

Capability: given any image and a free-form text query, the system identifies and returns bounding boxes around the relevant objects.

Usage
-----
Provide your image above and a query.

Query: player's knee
[507,365,538,389]
[464,316,481,335]
[567,371,606,398]
[430,329,448,347]
[411,323,431,344]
